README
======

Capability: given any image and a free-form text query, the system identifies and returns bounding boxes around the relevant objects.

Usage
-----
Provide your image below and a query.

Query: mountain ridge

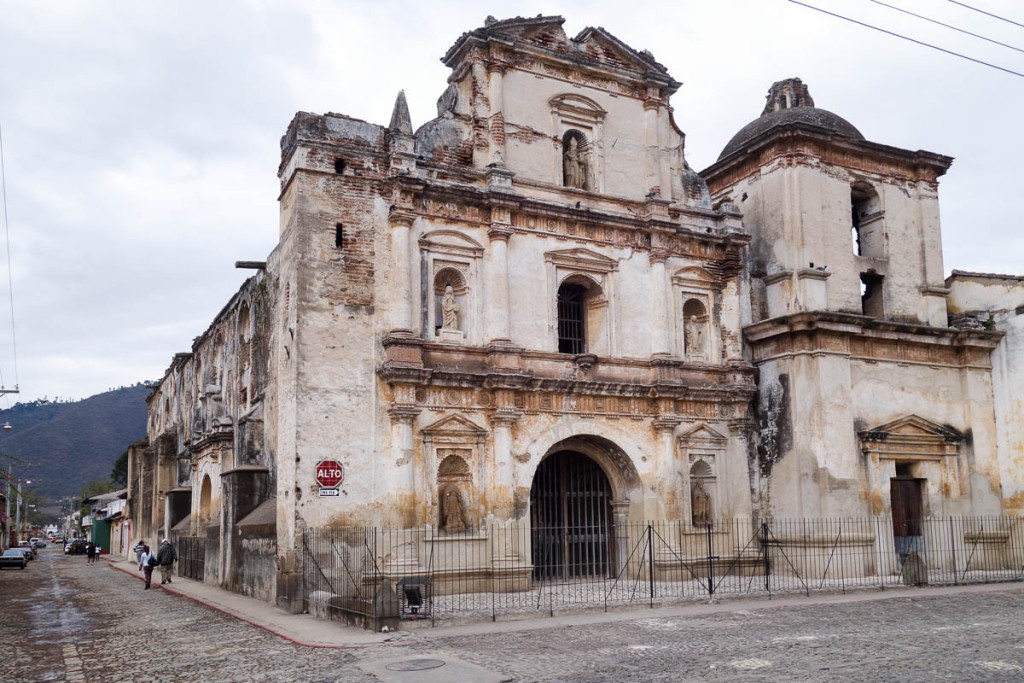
[0,384,150,500]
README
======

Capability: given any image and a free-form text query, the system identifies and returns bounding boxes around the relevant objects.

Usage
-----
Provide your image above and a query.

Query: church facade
[127,16,1023,611]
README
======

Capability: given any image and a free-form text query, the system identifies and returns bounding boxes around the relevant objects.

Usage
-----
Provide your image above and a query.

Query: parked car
[13,547,34,562]
[18,541,36,559]
[0,548,28,569]
[31,538,46,549]
[64,540,87,555]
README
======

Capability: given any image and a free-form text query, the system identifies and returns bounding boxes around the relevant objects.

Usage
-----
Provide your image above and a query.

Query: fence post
[949,518,958,586]
[648,524,655,607]
[706,522,715,596]
[762,521,770,594]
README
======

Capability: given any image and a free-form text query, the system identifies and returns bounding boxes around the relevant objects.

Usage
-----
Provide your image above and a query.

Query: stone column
[657,103,673,203]
[489,388,521,521]
[487,218,513,345]
[388,381,420,526]
[653,412,682,518]
[388,211,415,335]
[487,62,507,165]
[649,252,671,356]
[489,417,516,520]
[643,94,661,195]
[611,500,631,575]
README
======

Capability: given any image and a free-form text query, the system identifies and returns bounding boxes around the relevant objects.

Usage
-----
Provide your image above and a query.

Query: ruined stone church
[127,16,1023,610]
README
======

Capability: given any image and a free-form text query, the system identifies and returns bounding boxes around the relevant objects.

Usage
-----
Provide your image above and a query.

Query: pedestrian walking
[138,544,155,589]
[86,542,96,564]
[157,538,177,585]
[133,539,147,567]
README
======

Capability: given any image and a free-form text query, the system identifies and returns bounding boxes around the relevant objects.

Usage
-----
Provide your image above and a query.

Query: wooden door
[891,476,924,537]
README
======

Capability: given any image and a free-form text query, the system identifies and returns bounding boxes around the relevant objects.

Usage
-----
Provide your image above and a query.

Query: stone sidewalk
[102,553,1024,646]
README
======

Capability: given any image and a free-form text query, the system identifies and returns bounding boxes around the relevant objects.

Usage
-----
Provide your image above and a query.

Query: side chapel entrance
[530,450,613,580]
[890,464,925,563]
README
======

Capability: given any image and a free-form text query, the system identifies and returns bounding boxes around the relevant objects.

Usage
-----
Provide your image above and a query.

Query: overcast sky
[0,0,1021,403]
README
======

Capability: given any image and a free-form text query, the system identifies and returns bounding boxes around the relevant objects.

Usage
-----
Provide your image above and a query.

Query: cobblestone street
[2,549,1024,681]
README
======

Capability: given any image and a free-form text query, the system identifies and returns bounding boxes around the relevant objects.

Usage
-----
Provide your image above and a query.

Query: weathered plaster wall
[948,274,1024,513]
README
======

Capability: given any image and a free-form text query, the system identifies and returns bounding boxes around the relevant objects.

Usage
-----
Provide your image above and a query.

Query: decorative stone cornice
[487,225,514,242]
[387,404,421,423]
[744,310,1002,367]
[387,208,416,228]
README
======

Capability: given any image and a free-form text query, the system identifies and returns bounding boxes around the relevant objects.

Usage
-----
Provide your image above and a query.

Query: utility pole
[14,481,21,544]
[4,464,10,548]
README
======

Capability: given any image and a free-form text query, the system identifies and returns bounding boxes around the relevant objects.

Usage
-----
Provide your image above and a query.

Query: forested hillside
[0,384,150,500]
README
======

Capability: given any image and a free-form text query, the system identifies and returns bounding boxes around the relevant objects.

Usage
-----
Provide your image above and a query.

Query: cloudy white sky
[0,0,1021,402]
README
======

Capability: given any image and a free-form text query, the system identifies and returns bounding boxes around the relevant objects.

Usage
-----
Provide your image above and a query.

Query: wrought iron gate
[530,450,612,579]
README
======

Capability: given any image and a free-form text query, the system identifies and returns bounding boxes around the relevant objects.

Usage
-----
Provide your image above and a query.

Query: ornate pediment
[672,266,715,287]
[421,412,488,438]
[545,247,618,274]
[572,27,670,76]
[859,415,962,461]
[677,423,728,445]
[419,229,485,257]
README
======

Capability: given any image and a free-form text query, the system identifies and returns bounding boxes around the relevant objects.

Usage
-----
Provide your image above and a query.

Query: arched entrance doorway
[530,450,613,579]
[199,475,212,528]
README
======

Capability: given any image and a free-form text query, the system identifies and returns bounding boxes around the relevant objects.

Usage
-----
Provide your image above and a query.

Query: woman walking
[138,544,155,589]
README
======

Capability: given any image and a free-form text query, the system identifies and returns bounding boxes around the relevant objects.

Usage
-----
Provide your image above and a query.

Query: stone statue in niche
[441,486,466,533]
[440,284,459,330]
[563,137,588,190]
[691,479,710,527]
[685,315,705,356]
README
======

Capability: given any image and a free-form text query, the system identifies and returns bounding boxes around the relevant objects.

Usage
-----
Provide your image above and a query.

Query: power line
[870,0,1024,54]
[948,1,1024,31]
[0,123,20,395]
[787,0,1024,78]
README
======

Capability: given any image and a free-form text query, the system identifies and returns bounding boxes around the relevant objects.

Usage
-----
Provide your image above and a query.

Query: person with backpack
[138,544,155,589]
[157,538,177,585]
[133,539,147,568]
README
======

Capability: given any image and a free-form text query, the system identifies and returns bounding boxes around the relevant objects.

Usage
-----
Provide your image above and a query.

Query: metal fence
[301,516,1024,629]
[176,536,205,582]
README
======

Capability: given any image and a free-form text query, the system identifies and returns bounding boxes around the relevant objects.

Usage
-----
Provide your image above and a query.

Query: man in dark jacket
[157,538,177,585]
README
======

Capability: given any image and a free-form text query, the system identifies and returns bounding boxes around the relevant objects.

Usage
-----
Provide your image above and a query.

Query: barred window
[557,283,586,354]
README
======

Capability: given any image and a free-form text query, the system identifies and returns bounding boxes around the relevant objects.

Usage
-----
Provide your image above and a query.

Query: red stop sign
[315,460,344,488]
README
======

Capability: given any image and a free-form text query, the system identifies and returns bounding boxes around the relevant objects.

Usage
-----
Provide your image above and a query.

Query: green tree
[110,449,129,487]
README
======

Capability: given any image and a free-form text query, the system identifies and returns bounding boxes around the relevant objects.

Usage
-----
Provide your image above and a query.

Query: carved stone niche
[550,94,606,192]
[677,423,728,525]
[672,267,717,363]
[419,230,484,345]
[421,413,487,532]
[438,454,472,533]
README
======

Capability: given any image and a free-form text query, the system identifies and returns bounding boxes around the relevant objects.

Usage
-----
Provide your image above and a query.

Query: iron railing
[300,516,1024,629]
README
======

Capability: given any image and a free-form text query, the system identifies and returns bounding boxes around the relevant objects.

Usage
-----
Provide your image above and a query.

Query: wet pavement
[0,548,374,682]
[3,548,1024,681]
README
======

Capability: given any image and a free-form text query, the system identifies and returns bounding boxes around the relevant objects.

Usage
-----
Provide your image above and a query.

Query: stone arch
[528,434,640,578]
[199,474,213,527]
[851,180,883,257]
[532,434,642,504]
